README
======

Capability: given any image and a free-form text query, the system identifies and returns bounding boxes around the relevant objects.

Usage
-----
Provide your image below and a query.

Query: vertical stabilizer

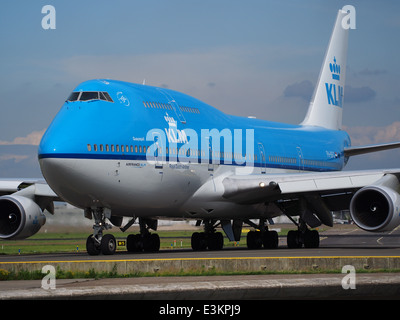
[301,10,349,130]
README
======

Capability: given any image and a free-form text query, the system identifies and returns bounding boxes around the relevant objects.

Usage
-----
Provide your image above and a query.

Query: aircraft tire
[143,233,160,252]
[287,230,302,249]
[101,234,116,255]
[127,234,141,252]
[86,235,101,256]
[207,232,224,250]
[191,232,207,251]
[247,231,263,249]
[304,230,320,248]
[263,230,279,249]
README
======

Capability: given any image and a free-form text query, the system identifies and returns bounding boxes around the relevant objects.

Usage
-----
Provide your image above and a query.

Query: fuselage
[38,79,351,219]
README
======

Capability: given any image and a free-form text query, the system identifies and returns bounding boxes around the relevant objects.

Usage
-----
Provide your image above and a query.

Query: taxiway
[0,224,399,263]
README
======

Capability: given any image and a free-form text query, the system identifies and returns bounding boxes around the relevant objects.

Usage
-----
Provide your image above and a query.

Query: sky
[0,0,399,177]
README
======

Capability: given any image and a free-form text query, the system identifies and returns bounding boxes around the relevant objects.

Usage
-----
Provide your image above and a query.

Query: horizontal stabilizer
[344,141,400,157]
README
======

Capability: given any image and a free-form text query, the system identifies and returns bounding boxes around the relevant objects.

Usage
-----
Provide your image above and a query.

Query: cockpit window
[67,91,114,103]
[80,92,99,101]
[67,92,80,102]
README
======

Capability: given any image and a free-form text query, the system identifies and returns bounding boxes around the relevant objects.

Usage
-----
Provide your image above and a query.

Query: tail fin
[301,9,350,130]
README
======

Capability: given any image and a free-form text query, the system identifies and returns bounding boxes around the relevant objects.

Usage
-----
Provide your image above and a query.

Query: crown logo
[329,57,340,81]
[164,112,177,127]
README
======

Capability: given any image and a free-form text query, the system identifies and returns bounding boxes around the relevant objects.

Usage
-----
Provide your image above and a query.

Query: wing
[0,179,62,240]
[222,169,400,228]
[344,142,400,157]
[0,179,61,212]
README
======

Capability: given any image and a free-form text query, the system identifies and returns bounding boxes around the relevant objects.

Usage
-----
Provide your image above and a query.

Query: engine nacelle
[350,174,400,232]
[0,195,46,240]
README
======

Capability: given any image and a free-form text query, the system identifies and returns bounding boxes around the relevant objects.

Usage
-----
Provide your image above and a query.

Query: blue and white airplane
[1,9,400,255]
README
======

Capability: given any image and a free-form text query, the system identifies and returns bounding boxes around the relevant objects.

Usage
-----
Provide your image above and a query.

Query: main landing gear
[191,220,224,251]
[125,218,160,253]
[286,218,320,249]
[245,219,279,249]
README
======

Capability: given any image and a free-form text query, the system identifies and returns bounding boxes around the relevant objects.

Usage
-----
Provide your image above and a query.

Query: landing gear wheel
[143,233,160,252]
[263,230,279,249]
[191,232,207,251]
[86,235,101,256]
[287,230,302,249]
[101,234,116,255]
[127,234,141,252]
[247,231,263,249]
[304,229,320,248]
[207,232,224,250]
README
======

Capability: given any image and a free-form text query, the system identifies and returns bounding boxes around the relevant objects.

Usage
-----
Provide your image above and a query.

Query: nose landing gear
[85,208,116,256]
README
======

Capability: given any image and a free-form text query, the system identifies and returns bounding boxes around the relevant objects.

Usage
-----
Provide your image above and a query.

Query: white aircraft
[1,9,400,255]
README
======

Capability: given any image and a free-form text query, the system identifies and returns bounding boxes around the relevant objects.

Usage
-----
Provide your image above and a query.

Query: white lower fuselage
[39,157,298,220]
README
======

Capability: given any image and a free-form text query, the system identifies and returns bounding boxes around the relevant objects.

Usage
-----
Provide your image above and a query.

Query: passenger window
[87,144,91,151]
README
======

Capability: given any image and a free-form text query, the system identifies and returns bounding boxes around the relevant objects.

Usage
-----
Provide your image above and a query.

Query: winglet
[301,9,350,130]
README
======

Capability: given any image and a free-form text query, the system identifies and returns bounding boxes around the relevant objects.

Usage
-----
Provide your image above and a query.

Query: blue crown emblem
[329,57,340,81]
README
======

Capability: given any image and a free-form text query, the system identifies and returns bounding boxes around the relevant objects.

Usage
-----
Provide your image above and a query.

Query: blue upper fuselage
[38,79,351,172]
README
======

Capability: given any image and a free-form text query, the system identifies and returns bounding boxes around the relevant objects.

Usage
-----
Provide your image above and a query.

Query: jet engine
[0,195,46,240]
[350,174,400,232]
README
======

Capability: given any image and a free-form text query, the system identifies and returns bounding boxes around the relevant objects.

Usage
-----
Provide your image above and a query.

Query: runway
[2,225,400,300]
[1,224,400,263]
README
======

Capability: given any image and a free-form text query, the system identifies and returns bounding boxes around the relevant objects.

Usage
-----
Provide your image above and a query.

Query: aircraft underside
[38,157,323,255]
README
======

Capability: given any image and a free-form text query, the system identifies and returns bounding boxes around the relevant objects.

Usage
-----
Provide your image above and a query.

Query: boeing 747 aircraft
[1,9,400,255]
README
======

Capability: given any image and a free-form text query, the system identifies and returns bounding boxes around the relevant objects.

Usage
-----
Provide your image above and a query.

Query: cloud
[344,85,376,103]
[358,69,387,76]
[344,121,400,146]
[344,122,400,170]
[0,154,29,163]
[283,80,314,101]
[0,129,46,146]
[282,81,377,105]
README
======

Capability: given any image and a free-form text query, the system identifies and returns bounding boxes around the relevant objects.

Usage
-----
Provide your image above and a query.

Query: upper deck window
[67,91,114,103]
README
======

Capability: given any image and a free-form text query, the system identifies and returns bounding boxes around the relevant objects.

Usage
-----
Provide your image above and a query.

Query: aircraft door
[152,132,164,169]
[208,136,214,172]
[257,142,267,174]
[296,146,304,171]
[157,88,186,124]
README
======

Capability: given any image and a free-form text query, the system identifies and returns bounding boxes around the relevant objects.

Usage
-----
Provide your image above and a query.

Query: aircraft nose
[38,125,64,158]
[38,123,79,201]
